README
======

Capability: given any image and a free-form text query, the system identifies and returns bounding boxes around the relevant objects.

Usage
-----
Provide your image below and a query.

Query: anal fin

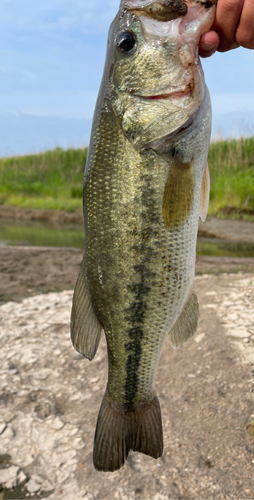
[71,258,102,361]
[168,289,199,349]
[199,162,210,222]
[93,390,163,472]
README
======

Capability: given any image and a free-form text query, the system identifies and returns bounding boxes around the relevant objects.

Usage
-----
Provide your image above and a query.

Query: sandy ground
[0,247,254,499]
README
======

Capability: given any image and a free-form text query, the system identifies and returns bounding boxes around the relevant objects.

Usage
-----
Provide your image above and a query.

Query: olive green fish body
[71,0,216,472]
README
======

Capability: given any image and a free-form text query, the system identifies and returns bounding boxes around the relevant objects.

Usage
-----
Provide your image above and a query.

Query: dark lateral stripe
[124,171,158,403]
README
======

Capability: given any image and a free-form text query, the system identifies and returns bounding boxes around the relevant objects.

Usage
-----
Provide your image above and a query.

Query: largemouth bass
[71,0,216,472]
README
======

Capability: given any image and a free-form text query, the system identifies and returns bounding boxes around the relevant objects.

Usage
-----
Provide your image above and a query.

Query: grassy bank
[208,136,254,219]
[0,137,253,217]
[0,147,87,212]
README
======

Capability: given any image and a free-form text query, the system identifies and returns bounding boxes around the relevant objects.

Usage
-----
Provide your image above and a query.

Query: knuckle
[236,29,254,47]
[219,0,241,12]
[218,39,238,52]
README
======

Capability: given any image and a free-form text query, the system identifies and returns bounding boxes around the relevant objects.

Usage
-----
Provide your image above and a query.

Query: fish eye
[116,31,136,53]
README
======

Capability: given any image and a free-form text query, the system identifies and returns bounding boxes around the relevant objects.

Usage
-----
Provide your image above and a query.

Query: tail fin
[93,391,163,472]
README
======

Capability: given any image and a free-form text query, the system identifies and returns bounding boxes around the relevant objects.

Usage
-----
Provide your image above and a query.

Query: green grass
[0,136,254,218]
[0,147,87,212]
[208,136,254,219]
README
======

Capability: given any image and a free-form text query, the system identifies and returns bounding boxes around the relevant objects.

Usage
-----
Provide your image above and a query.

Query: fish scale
[71,0,216,472]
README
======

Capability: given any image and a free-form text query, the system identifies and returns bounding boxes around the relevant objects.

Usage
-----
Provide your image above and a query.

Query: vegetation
[208,136,254,219]
[0,147,87,212]
[0,136,254,218]
[246,420,254,437]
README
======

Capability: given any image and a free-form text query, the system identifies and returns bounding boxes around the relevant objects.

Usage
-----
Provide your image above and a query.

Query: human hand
[199,0,254,57]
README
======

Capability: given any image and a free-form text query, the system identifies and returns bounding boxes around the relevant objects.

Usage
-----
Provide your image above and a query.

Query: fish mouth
[139,80,194,100]
[145,88,191,100]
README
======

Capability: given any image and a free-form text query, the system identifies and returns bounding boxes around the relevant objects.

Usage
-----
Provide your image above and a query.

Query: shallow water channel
[0,218,254,257]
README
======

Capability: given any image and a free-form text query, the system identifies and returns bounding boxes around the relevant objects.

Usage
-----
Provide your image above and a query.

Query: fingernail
[202,41,217,51]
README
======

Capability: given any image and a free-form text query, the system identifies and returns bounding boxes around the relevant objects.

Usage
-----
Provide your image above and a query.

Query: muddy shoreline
[1,245,254,306]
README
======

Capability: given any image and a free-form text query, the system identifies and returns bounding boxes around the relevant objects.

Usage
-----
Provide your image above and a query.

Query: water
[0,219,254,257]
[196,237,254,258]
[0,219,84,249]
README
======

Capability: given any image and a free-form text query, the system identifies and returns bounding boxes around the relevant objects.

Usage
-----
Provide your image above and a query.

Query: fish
[71,0,216,472]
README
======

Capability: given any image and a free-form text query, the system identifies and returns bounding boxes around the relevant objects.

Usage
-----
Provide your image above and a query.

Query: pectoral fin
[163,157,194,230]
[199,163,210,222]
[168,289,199,349]
[71,258,102,361]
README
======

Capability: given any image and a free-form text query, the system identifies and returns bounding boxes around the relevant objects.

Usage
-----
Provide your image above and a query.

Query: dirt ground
[0,246,254,499]
[1,245,254,306]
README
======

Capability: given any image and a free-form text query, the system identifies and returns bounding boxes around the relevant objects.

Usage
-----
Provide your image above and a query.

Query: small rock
[53,348,61,356]
[1,425,14,440]
[233,341,245,352]
[188,374,196,378]
[31,427,55,450]
[20,348,38,364]
[89,377,99,383]
[26,478,42,493]
[17,471,27,483]
[0,422,6,434]
[194,333,205,343]
[226,313,238,321]
[52,416,64,430]
[7,368,18,375]
[228,329,250,339]
[0,465,19,486]
[33,369,51,380]
[243,347,254,364]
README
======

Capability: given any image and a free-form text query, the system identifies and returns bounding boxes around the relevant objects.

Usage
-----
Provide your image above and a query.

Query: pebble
[18,471,27,483]
[2,425,14,439]
[194,333,205,343]
[243,349,254,364]
[52,416,64,430]
[0,422,6,434]
[0,465,19,488]
[233,341,245,352]
[27,476,43,493]
[229,330,250,339]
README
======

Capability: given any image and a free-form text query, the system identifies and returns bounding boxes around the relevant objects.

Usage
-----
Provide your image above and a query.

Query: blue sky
[0,0,254,156]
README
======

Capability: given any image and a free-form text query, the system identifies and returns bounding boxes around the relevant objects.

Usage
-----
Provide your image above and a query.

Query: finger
[236,0,254,48]
[215,0,243,52]
[199,30,220,57]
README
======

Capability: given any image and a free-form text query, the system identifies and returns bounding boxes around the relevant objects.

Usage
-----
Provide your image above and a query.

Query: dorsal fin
[168,289,199,349]
[199,163,210,222]
[71,258,102,361]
